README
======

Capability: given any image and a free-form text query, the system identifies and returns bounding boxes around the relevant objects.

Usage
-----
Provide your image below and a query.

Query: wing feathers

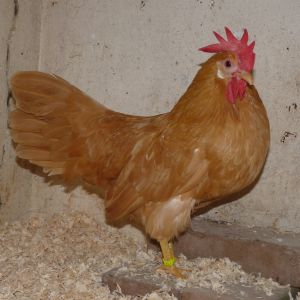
[105,135,208,222]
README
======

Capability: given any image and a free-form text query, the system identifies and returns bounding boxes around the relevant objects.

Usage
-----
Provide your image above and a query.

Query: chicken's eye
[224,60,232,68]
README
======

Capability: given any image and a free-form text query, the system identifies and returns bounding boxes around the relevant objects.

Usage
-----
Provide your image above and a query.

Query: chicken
[9,27,270,278]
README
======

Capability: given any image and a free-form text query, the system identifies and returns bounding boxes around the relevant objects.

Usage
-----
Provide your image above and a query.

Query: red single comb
[199,27,255,72]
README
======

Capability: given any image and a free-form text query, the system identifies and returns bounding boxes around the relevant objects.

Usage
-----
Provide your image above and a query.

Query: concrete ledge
[102,267,290,300]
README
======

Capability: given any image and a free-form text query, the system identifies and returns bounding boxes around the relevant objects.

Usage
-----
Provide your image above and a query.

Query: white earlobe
[217,68,225,79]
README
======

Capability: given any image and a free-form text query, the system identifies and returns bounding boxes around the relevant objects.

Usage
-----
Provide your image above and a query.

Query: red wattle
[226,78,247,103]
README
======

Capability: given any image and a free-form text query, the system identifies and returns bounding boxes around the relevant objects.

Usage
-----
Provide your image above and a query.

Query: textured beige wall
[1,1,300,233]
[0,0,41,222]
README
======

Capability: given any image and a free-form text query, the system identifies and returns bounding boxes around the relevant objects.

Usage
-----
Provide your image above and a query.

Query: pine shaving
[0,212,286,299]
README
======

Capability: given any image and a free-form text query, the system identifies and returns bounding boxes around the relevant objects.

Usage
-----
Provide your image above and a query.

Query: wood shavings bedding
[0,212,285,299]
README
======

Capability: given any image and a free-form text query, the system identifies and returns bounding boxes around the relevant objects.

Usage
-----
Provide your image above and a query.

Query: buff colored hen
[9,28,269,278]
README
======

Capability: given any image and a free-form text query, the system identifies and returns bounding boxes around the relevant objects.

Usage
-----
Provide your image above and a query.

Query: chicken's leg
[157,239,187,279]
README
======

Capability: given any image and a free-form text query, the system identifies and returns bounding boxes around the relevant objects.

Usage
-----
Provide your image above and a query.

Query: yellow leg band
[163,257,176,267]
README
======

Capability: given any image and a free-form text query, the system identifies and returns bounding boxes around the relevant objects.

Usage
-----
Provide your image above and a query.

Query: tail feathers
[11,130,51,148]
[14,89,66,116]
[16,145,51,161]
[9,110,47,132]
[10,71,107,179]
[11,72,71,116]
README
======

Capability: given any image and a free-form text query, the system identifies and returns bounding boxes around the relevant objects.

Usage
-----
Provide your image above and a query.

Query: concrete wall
[0,0,41,222]
[1,0,300,233]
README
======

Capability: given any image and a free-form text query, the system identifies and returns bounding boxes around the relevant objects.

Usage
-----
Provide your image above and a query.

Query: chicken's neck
[170,67,238,124]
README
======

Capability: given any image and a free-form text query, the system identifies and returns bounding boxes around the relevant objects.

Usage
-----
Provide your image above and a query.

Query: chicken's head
[199,27,255,104]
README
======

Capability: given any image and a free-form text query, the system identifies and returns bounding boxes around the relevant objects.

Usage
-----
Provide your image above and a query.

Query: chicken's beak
[238,71,254,85]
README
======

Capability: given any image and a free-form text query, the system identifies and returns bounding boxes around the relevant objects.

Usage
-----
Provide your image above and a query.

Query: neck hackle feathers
[199,27,255,72]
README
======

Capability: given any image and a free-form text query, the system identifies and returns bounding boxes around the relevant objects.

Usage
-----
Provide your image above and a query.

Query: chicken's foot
[156,239,188,279]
